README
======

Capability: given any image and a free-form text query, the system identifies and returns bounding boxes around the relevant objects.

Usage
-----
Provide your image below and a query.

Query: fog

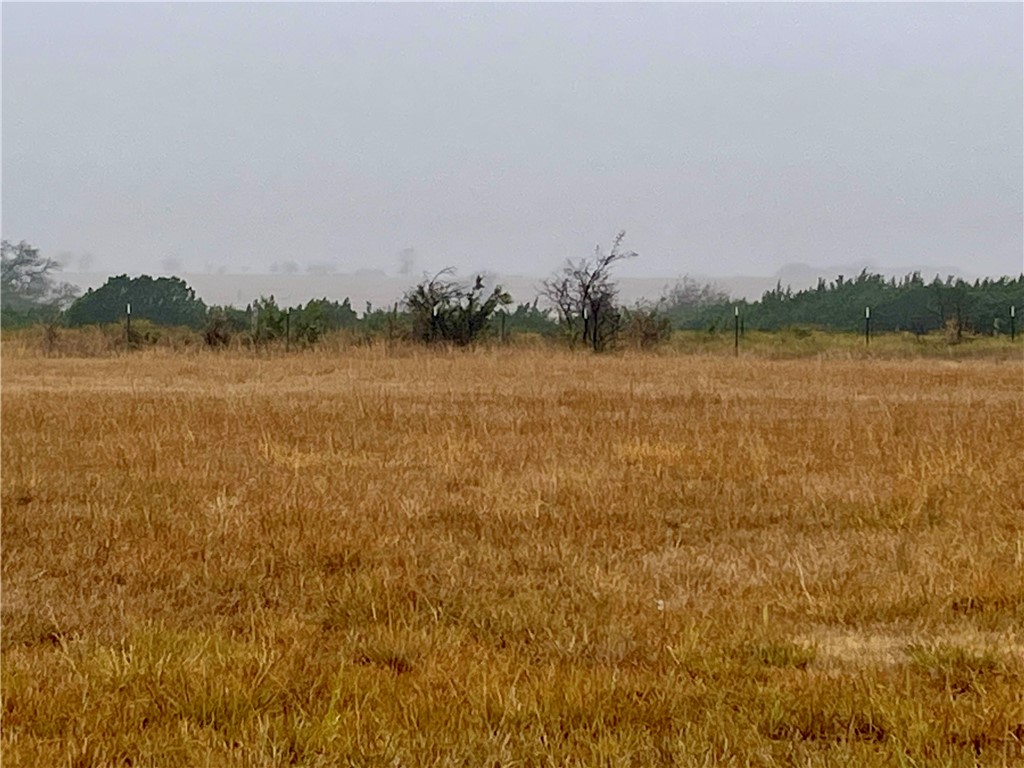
[3,3,1022,283]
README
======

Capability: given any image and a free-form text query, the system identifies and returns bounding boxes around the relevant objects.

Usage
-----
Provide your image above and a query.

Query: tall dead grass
[2,345,1022,765]
[3,323,1022,361]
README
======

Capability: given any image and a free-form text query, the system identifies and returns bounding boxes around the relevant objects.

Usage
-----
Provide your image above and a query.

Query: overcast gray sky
[3,2,1022,278]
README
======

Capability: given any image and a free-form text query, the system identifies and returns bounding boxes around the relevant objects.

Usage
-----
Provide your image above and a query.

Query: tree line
[2,238,1021,348]
[667,270,1024,339]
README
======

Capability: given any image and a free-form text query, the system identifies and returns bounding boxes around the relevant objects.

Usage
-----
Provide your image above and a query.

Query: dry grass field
[2,339,1023,766]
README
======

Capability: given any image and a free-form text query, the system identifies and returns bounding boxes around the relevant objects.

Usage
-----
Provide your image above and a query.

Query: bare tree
[542,231,636,351]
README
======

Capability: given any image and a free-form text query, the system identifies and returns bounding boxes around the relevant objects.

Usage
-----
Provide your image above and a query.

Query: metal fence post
[734,306,739,356]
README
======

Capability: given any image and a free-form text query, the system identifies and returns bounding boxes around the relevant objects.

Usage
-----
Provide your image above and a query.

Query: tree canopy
[671,271,1024,336]
[64,274,207,328]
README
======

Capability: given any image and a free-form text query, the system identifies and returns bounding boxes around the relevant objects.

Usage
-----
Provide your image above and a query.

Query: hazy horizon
[4,3,1022,280]
[53,259,999,313]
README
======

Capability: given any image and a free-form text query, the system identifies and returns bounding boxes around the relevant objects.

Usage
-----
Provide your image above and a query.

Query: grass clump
[740,639,818,670]
[906,642,1019,695]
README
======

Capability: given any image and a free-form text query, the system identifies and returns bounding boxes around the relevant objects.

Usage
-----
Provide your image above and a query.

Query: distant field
[2,345,1022,766]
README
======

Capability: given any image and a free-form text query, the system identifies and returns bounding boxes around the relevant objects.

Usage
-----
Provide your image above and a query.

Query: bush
[203,307,249,347]
[624,305,672,349]
[404,270,511,346]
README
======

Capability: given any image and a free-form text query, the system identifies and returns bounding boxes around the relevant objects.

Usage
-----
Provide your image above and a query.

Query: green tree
[304,297,358,331]
[718,270,1022,337]
[64,274,207,328]
[248,296,287,343]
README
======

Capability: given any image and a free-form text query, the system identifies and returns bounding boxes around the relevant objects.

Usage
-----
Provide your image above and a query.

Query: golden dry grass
[2,342,1023,766]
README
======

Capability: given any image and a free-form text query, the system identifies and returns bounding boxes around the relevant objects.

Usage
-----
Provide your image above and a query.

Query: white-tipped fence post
[734,306,740,356]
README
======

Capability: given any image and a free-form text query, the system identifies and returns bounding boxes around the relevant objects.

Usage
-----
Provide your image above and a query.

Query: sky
[2,2,1022,279]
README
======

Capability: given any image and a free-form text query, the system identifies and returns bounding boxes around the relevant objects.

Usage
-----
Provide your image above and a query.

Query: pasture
[2,342,1022,766]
